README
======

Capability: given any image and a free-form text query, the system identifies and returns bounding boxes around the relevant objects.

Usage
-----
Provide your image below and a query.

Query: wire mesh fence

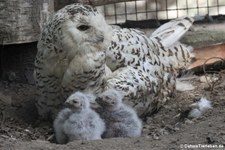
[97,0,225,24]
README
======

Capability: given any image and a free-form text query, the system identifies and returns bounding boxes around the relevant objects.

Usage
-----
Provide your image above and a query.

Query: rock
[0,92,12,105]
[152,134,160,140]
[222,135,225,141]
[199,76,211,83]
[25,70,35,85]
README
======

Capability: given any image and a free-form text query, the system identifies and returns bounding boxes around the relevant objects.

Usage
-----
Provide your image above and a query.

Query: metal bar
[217,0,220,14]
[125,2,127,20]
[197,0,199,15]
[166,0,168,19]
[176,0,178,18]
[114,3,117,23]
[207,0,209,15]
[186,0,189,16]
[155,0,158,19]
[135,0,138,20]
[145,0,148,19]
[104,5,106,18]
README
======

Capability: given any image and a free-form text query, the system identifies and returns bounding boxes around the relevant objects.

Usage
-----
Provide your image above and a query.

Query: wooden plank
[190,43,225,69]
[0,0,54,45]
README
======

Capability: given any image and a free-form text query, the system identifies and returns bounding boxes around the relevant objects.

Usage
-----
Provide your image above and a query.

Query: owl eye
[77,25,90,31]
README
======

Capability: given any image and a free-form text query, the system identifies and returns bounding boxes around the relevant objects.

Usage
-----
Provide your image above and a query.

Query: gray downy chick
[96,89,142,138]
[53,91,105,144]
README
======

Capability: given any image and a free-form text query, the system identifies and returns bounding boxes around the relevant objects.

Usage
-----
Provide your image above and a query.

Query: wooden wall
[0,0,54,45]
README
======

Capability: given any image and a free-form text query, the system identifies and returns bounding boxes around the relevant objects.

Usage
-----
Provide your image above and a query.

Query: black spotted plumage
[34,3,194,119]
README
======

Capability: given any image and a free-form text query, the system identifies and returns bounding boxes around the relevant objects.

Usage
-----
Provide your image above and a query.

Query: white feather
[189,108,202,118]
[198,97,212,112]
[176,80,195,91]
[189,97,212,118]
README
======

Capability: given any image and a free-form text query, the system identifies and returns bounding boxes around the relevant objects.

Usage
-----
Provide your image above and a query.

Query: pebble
[0,92,12,105]
[152,134,160,140]
[199,76,210,83]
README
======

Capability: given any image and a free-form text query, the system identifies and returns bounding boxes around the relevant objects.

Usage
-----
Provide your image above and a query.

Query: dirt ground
[0,69,225,150]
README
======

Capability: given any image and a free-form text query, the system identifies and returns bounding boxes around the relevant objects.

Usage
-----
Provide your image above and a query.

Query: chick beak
[64,101,70,108]
[96,97,103,103]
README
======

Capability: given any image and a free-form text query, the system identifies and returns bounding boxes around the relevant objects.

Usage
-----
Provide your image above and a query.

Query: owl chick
[53,91,105,144]
[96,89,142,138]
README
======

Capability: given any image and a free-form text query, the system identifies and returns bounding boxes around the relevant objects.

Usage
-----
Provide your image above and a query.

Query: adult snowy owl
[34,3,194,119]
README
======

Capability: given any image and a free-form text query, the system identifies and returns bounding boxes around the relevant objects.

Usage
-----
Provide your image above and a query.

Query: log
[0,0,54,45]
[54,0,136,11]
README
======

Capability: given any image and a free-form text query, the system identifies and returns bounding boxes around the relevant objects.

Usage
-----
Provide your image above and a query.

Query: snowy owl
[34,3,194,119]
[53,91,105,144]
[96,89,142,138]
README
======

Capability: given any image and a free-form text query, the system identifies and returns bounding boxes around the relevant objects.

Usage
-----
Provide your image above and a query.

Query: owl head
[96,89,124,110]
[64,91,95,112]
[39,3,112,59]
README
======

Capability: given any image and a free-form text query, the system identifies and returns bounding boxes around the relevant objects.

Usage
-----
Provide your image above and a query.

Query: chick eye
[72,100,78,104]
[77,25,90,31]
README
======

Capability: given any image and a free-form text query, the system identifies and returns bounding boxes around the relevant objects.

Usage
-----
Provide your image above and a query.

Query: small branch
[202,57,225,90]
[55,0,138,11]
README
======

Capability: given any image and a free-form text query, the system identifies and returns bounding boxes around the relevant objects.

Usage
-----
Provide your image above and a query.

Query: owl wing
[105,28,167,116]
[104,17,194,116]
[34,32,70,119]
[106,28,162,72]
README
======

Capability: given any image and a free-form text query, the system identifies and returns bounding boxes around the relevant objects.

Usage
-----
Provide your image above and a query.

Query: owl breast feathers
[34,3,194,119]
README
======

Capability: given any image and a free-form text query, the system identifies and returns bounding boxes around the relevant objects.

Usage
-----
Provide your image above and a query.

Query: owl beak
[98,36,104,43]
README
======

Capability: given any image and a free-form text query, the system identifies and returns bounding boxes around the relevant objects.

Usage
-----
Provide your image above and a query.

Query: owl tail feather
[151,16,194,47]
[149,16,195,71]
